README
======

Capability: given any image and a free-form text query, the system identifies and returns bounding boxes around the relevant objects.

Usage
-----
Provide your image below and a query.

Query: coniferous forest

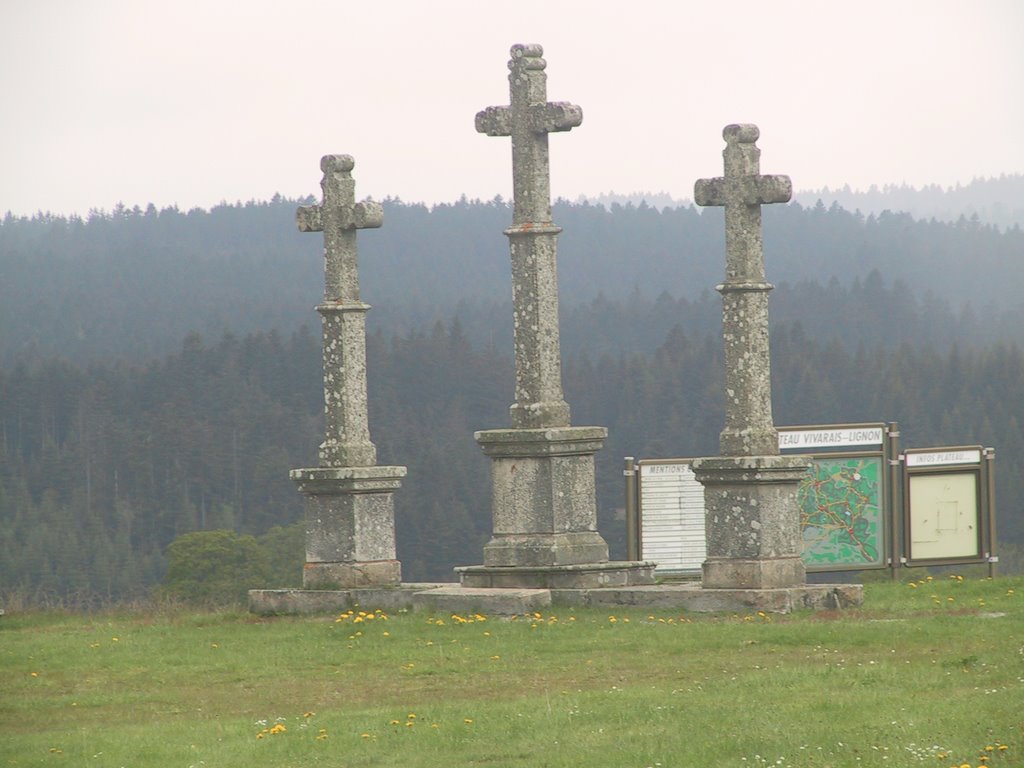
[2,183,1024,602]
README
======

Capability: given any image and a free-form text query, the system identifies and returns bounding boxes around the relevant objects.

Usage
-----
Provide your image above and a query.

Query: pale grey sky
[1,0,1022,217]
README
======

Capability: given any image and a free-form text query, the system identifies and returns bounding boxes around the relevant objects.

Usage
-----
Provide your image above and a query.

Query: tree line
[3,192,1024,364]
[2,296,1022,603]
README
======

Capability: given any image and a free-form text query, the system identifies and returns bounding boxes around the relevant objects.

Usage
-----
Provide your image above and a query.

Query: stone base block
[303,560,401,589]
[248,584,446,616]
[702,556,806,590]
[412,586,551,616]
[554,582,864,613]
[456,561,657,589]
[483,531,610,568]
[248,580,864,616]
[475,426,612,567]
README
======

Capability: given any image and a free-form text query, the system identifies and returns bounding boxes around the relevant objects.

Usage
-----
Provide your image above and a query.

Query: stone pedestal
[292,465,406,588]
[475,427,610,567]
[691,454,810,589]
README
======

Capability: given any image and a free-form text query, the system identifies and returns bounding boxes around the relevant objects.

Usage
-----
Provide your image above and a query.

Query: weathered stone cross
[297,154,382,467]
[297,154,383,303]
[695,124,791,456]
[475,44,581,429]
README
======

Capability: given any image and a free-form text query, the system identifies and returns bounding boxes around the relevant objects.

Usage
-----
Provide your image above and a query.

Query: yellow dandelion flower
[490,655,501,660]
[408,713,416,719]
[361,732,371,739]
[947,597,955,602]
[463,718,473,724]
[405,721,415,727]
[998,745,1008,752]
[303,711,315,718]
[985,746,995,752]
[909,582,919,588]
[256,733,265,740]
[473,614,487,622]
[390,720,400,726]
[431,723,440,729]
[112,637,119,642]
[483,631,491,637]
[30,672,38,677]
[383,631,390,637]
[608,616,617,623]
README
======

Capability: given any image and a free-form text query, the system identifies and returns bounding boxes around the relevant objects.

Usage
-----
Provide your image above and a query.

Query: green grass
[2,576,1023,767]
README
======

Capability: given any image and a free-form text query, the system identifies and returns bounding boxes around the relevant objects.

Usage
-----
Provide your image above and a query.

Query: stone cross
[297,154,382,467]
[695,124,791,456]
[475,43,580,429]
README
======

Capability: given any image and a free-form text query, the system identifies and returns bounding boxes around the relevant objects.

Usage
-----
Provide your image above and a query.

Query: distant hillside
[794,174,1024,231]
[3,195,1024,363]
[583,176,1024,231]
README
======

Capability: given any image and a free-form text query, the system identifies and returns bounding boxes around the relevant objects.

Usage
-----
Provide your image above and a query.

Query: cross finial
[476,44,582,226]
[297,154,383,303]
[694,124,791,282]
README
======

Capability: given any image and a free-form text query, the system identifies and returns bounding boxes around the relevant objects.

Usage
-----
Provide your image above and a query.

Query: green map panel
[799,456,884,568]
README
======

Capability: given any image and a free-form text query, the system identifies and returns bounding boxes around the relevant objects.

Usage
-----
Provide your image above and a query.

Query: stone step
[411,586,551,616]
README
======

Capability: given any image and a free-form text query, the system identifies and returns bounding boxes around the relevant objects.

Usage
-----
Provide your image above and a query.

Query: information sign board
[904,446,985,564]
[637,460,706,575]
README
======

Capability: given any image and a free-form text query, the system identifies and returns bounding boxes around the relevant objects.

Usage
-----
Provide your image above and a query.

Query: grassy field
[2,575,1022,768]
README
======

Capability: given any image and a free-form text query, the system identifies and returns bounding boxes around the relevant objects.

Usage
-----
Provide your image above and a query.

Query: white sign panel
[778,426,884,450]
[905,449,982,468]
[638,461,706,574]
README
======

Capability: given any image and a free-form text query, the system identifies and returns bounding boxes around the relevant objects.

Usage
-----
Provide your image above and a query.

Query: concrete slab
[412,586,552,615]
[250,581,863,616]
[248,584,447,616]
[553,582,863,613]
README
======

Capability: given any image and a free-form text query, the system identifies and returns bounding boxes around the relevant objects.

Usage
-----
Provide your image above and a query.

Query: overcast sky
[2,1,1022,217]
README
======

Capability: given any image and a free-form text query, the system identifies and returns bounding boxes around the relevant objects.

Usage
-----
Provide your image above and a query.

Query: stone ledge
[474,426,607,457]
[412,586,551,615]
[248,584,446,616]
[249,581,864,616]
[553,582,864,613]
[456,561,657,589]
[290,464,406,494]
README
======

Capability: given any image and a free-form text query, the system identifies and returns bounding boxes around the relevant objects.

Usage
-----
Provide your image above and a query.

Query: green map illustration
[798,456,884,568]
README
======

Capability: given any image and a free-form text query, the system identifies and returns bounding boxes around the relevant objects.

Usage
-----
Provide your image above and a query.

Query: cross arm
[754,174,792,205]
[531,101,582,133]
[476,105,512,137]
[296,204,323,232]
[694,177,726,208]
[346,201,384,230]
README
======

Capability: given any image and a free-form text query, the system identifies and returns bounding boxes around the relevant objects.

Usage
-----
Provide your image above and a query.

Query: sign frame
[903,445,988,568]
[635,457,706,576]
[778,423,891,573]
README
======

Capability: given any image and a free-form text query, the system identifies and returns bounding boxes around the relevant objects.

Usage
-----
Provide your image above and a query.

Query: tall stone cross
[475,43,581,429]
[297,154,383,467]
[694,124,792,457]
